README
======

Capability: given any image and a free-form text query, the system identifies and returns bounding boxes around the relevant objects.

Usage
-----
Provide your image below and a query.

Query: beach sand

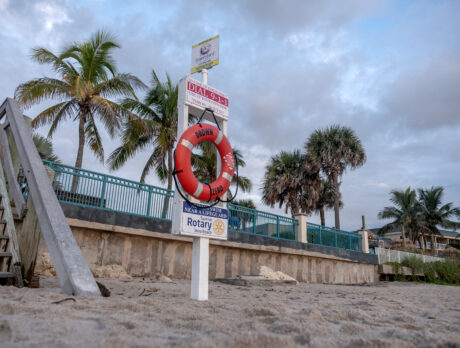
[1,277,459,347]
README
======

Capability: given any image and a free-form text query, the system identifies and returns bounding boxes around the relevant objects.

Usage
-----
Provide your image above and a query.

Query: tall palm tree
[15,31,145,173]
[108,70,179,217]
[305,125,366,229]
[191,142,252,198]
[262,150,318,215]
[378,187,419,249]
[417,186,460,255]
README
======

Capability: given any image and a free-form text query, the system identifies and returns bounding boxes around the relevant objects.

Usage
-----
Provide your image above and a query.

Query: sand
[1,277,459,347]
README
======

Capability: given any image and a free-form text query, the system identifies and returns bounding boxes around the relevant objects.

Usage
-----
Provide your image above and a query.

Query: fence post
[293,214,307,243]
[334,229,337,247]
[276,216,280,238]
[100,174,107,208]
[319,225,322,245]
[146,186,152,216]
[252,210,256,234]
[348,234,352,250]
[357,229,369,253]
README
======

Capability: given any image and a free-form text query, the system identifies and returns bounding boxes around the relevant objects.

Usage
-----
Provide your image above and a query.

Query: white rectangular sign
[185,77,229,117]
[191,35,219,74]
[181,202,228,240]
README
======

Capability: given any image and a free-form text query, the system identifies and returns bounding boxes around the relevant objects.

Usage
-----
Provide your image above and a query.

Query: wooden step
[0,252,12,258]
[0,272,14,279]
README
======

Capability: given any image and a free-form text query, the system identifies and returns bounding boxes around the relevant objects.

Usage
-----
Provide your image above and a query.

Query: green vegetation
[387,256,460,285]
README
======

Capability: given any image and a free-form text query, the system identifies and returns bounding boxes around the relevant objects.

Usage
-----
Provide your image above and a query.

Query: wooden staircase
[0,199,21,285]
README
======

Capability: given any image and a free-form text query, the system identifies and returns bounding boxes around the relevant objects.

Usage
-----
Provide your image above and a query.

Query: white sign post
[172,40,228,301]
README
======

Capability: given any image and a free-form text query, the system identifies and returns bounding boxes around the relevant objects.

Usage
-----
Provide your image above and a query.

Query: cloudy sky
[1,0,459,230]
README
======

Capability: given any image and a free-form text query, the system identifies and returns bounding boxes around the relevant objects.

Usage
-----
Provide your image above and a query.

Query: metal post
[100,174,107,208]
[146,186,152,217]
[334,229,337,248]
[319,226,322,245]
[276,216,280,238]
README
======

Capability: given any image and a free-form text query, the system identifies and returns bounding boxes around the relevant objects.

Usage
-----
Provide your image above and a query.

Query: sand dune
[1,277,459,347]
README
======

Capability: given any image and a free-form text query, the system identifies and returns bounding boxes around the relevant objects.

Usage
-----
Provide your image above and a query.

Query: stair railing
[0,98,100,296]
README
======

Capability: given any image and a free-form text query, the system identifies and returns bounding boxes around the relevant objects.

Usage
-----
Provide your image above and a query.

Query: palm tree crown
[305,125,366,229]
[262,150,319,215]
[108,70,178,187]
[378,187,419,248]
[15,30,145,169]
[417,186,460,254]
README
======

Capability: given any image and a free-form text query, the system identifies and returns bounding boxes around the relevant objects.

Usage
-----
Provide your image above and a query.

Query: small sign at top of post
[191,35,219,74]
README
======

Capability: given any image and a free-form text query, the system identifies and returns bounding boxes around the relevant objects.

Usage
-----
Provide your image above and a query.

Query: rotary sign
[181,202,228,240]
[191,35,219,74]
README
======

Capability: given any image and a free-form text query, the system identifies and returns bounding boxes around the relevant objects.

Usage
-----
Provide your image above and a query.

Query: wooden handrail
[0,98,100,296]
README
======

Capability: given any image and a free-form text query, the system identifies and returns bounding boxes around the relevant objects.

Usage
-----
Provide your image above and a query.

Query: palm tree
[108,70,179,217]
[417,187,460,255]
[15,31,145,175]
[378,187,419,249]
[191,142,252,198]
[305,125,366,229]
[262,150,318,215]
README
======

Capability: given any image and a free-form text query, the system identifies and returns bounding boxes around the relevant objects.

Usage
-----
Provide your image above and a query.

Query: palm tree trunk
[419,234,425,253]
[332,172,340,229]
[431,234,437,256]
[161,147,173,218]
[319,206,325,226]
[71,114,86,193]
[401,225,407,249]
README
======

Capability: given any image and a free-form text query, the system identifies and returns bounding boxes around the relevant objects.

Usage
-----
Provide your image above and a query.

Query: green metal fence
[22,161,361,251]
[42,160,174,221]
[307,222,362,252]
[227,203,297,241]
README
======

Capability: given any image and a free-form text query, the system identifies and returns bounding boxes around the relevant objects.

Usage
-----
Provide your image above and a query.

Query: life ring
[174,123,234,201]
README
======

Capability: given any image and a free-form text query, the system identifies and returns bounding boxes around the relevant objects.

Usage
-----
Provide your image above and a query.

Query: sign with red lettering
[185,77,229,117]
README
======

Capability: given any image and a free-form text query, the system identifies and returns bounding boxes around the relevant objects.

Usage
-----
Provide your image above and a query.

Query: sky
[1,0,459,231]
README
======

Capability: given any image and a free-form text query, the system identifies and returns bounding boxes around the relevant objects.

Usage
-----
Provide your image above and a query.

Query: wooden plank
[0,98,100,296]
[0,127,26,218]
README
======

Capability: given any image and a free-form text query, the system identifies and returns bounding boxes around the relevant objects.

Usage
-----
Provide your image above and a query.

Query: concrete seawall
[32,204,379,284]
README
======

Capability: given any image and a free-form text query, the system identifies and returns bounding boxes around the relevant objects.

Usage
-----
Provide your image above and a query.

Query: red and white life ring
[174,123,235,201]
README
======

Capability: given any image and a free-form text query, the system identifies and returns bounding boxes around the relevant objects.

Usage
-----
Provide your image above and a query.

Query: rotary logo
[212,219,225,235]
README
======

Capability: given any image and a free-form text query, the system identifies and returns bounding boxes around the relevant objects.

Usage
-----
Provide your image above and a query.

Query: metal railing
[375,247,444,264]
[42,160,174,221]
[307,222,363,252]
[28,161,362,250]
[227,203,298,241]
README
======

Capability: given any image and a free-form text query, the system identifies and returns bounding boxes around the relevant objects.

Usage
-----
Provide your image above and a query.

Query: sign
[181,202,228,240]
[185,77,229,117]
[191,35,219,74]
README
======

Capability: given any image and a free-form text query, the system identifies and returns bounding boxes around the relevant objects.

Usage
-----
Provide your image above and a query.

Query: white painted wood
[190,237,209,301]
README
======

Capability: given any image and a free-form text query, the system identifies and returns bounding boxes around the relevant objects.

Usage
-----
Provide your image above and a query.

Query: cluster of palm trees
[262,125,366,229]
[378,186,460,255]
[14,31,251,199]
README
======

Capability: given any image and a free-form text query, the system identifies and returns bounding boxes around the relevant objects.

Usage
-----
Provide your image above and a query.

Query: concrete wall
[36,216,378,284]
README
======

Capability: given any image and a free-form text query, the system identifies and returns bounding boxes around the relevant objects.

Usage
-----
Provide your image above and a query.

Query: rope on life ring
[173,123,235,202]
